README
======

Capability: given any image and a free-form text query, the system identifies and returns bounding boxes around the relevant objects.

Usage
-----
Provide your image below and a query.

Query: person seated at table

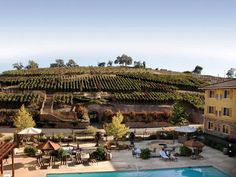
[164,148,177,161]
[164,149,170,157]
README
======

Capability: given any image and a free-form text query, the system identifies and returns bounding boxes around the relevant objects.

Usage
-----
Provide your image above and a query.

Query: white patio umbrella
[18,127,42,135]
[175,126,196,143]
[175,126,196,133]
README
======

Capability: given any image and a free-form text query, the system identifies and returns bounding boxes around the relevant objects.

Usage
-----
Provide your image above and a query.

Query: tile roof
[201,79,236,89]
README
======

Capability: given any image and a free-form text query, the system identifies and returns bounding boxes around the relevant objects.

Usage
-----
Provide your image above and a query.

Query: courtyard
[2,141,236,177]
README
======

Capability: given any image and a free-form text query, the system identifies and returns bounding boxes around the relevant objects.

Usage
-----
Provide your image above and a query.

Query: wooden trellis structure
[0,142,16,177]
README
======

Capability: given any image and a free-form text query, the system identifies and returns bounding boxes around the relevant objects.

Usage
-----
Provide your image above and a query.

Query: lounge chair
[159,150,169,160]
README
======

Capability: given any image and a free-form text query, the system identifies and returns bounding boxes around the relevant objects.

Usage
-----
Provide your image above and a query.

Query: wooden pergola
[0,142,16,177]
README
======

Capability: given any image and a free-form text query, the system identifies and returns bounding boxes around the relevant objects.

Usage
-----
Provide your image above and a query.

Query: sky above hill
[0,0,235,76]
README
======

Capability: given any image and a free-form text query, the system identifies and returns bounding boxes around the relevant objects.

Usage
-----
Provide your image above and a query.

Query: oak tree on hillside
[66,59,78,67]
[226,68,235,78]
[134,61,146,68]
[13,105,36,131]
[25,60,39,69]
[98,62,106,67]
[12,62,24,70]
[115,54,133,66]
[50,59,65,67]
[107,60,113,66]
[192,65,203,74]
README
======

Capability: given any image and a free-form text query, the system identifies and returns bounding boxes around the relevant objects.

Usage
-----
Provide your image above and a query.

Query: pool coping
[46,165,231,177]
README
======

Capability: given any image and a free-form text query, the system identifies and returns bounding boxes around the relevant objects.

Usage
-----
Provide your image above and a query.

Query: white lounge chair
[159,150,169,160]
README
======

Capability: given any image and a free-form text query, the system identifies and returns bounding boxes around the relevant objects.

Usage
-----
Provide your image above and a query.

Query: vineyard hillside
[0,66,225,128]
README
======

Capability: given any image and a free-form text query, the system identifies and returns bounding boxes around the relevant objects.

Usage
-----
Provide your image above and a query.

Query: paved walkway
[2,140,236,177]
[0,125,202,135]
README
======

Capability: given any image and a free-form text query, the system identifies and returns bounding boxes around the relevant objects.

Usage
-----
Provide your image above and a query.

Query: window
[217,125,221,132]
[219,94,222,100]
[215,110,218,116]
[222,125,230,134]
[215,94,222,100]
[208,106,215,114]
[219,111,222,117]
[224,90,230,98]
[208,122,214,130]
[209,91,215,98]
[223,108,230,116]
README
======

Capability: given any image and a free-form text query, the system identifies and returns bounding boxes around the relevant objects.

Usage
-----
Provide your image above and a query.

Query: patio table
[81,153,90,163]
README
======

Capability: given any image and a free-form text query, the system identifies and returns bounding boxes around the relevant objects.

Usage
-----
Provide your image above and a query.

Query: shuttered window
[223,108,230,116]
[222,125,230,134]
[209,91,215,98]
[208,122,214,130]
[224,90,230,98]
[208,106,215,114]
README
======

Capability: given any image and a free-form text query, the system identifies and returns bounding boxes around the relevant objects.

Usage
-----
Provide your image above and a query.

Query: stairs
[40,94,76,122]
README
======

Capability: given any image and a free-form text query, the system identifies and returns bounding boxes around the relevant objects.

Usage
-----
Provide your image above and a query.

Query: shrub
[118,143,129,150]
[156,131,177,140]
[24,145,37,156]
[147,133,157,140]
[140,148,151,159]
[200,133,236,155]
[38,136,47,142]
[57,148,67,158]
[3,136,13,142]
[85,126,97,136]
[57,133,64,140]
[180,145,192,156]
[96,146,106,161]
[50,148,67,158]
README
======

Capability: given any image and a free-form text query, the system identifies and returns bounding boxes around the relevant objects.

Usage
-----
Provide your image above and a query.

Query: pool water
[47,166,230,177]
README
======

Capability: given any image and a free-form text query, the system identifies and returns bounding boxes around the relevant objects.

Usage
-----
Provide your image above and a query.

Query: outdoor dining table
[43,156,51,166]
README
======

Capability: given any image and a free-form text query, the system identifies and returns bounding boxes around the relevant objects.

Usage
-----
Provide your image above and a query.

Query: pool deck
[2,141,236,177]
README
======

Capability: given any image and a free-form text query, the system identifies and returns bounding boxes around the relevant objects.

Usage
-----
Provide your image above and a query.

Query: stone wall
[125,121,171,128]
[87,103,203,124]
[187,108,204,124]
[38,120,89,129]
[87,103,171,122]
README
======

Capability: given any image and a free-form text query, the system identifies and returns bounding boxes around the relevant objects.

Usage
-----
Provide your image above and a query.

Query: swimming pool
[47,166,230,177]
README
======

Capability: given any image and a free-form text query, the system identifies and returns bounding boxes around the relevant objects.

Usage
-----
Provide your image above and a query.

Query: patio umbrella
[183,139,204,148]
[175,126,197,143]
[175,126,196,133]
[37,140,60,151]
[18,127,42,135]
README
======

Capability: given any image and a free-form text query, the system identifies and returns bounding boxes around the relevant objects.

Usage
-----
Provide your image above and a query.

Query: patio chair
[89,153,97,165]
[75,152,82,164]
[36,154,44,167]
[191,148,204,160]
[169,153,177,161]
[159,150,169,160]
